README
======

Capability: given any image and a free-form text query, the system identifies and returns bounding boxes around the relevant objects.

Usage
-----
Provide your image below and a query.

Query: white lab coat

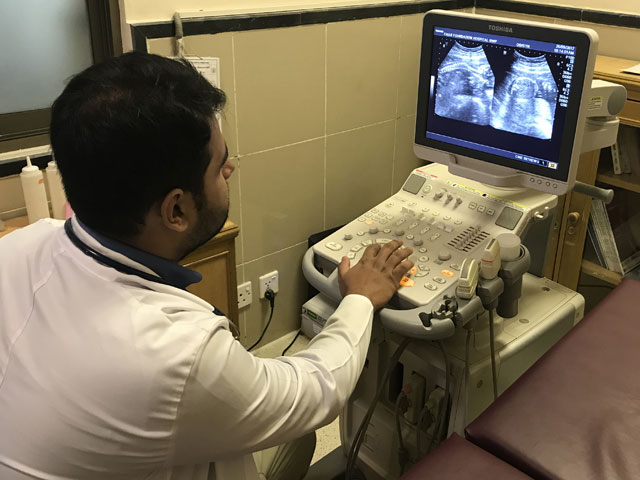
[0,218,374,479]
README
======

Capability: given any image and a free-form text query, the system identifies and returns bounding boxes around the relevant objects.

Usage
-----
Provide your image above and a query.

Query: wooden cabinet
[181,220,240,325]
[552,56,640,290]
[1,216,240,327]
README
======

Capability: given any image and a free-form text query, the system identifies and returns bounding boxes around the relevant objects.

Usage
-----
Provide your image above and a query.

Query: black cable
[248,288,276,352]
[394,391,409,474]
[428,340,451,454]
[488,309,498,401]
[281,329,302,356]
[345,338,411,480]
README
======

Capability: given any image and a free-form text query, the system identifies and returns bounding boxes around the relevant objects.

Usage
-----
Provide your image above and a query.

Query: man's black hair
[50,51,226,237]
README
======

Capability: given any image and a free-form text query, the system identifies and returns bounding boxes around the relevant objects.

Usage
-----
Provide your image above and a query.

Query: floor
[252,330,342,466]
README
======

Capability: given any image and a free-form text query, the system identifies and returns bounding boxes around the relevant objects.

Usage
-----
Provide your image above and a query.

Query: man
[0,52,413,479]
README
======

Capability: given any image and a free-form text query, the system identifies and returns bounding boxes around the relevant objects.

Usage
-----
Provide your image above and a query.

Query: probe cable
[345,337,411,480]
[489,309,498,400]
[248,288,276,352]
[427,340,452,454]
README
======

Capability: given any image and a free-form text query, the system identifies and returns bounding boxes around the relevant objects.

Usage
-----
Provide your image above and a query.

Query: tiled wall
[148,13,429,347]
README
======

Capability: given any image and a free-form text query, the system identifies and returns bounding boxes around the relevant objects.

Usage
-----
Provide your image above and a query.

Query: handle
[302,248,456,341]
[573,181,614,204]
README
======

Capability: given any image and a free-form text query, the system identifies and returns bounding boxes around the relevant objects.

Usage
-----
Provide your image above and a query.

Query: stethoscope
[64,219,240,339]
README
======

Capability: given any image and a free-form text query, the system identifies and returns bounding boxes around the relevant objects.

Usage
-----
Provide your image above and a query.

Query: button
[409,266,418,275]
[409,222,419,229]
[422,185,432,193]
[432,211,440,216]
[350,245,363,252]
[469,202,477,210]
[437,222,445,230]
[365,219,373,225]
[364,213,372,218]
[418,264,430,271]
[443,215,451,221]
[343,234,352,241]
[369,227,379,234]
[420,227,430,234]
[433,276,446,284]
[419,247,428,253]
[537,179,542,184]
[438,251,452,261]
[429,234,441,241]
[347,252,356,259]
[446,193,454,202]
[434,189,446,200]
[395,230,405,237]
[383,228,391,234]
[362,240,373,246]
[400,277,415,288]
[326,242,343,251]
[386,202,394,208]
[409,202,417,207]
[395,219,406,226]
[441,270,455,278]
[486,208,495,216]
[424,283,438,291]
[376,238,392,244]
[419,255,429,262]
[444,225,453,233]
[477,205,486,213]
[358,217,366,222]
[415,272,428,278]
[413,239,424,247]
[546,181,551,186]
[422,207,430,213]
[530,177,535,183]
[449,263,461,271]
[454,219,462,225]
[380,219,387,225]
[357,231,365,236]
[372,208,379,213]
[553,183,558,188]
[406,234,414,240]
[386,214,394,219]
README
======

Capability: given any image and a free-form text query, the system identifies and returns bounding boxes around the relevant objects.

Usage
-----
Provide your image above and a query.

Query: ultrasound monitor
[414,10,598,194]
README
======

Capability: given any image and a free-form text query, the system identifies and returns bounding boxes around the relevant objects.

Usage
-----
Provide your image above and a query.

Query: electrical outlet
[259,270,279,299]
[237,281,252,309]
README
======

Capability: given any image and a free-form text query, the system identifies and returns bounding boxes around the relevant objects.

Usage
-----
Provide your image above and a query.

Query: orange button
[409,266,418,276]
[400,277,415,287]
[441,269,455,278]
[365,220,373,225]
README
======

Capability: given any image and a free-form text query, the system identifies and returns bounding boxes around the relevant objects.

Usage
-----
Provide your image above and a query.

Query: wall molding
[131,0,640,52]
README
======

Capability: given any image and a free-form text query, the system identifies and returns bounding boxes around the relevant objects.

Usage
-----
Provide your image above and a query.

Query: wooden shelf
[597,170,640,194]
[581,259,622,286]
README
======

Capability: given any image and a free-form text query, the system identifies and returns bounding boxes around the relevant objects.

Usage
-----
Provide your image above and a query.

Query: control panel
[313,163,557,308]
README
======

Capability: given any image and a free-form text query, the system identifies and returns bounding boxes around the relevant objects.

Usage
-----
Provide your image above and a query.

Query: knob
[438,251,452,261]
[567,212,580,224]
[413,239,424,246]
[343,234,353,241]
[434,188,446,200]
[369,227,379,234]
[446,193,454,202]
[455,197,463,205]
[395,229,405,237]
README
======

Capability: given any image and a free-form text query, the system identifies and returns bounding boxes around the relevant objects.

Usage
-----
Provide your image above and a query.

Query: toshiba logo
[488,25,513,33]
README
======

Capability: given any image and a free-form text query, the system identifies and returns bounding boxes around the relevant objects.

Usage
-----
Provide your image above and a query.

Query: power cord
[281,329,302,356]
[248,288,276,352]
[345,338,411,480]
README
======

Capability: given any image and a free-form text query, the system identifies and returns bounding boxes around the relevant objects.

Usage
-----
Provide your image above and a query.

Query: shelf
[581,259,622,286]
[596,170,640,194]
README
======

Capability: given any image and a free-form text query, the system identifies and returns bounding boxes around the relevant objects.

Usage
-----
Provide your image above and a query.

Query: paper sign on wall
[173,56,222,129]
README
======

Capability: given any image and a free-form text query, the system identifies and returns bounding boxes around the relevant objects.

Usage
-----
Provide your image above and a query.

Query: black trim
[0,155,52,178]
[130,0,471,53]
[130,0,640,54]
[476,0,640,28]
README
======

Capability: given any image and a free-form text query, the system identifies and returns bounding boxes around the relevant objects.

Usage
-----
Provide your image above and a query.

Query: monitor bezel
[414,10,596,192]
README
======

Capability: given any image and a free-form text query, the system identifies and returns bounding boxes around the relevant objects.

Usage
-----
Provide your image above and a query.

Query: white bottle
[46,160,67,220]
[20,156,50,224]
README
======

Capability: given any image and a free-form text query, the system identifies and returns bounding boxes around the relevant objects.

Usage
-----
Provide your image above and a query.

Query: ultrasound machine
[301,10,626,479]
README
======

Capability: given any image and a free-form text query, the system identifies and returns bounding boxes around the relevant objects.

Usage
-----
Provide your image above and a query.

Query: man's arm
[171,241,412,464]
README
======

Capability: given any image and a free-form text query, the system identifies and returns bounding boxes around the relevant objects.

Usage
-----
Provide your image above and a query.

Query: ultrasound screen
[426,27,576,171]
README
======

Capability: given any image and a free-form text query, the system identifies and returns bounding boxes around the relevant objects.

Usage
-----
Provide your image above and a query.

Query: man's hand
[338,240,414,311]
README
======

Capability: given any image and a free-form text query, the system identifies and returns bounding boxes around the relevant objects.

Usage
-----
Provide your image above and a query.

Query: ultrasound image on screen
[434,42,495,126]
[490,52,558,140]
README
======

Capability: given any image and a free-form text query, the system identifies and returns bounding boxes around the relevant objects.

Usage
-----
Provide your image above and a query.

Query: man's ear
[159,188,193,233]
